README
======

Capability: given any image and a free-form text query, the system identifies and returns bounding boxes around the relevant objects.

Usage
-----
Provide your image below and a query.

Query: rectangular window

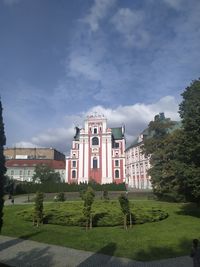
[115,142,119,148]
[115,169,120,178]
[72,161,76,168]
[115,160,119,167]
[72,170,76,178]
[93,158,98,168]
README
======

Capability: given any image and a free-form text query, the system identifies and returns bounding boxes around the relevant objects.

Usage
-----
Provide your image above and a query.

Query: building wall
[4,148,65,161]
[5,159,66,182]
[66,115,125,184]
[125,137,152,189]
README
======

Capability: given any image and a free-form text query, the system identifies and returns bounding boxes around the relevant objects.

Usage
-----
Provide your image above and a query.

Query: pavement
[4,195,33,206]
[0,235,193,267]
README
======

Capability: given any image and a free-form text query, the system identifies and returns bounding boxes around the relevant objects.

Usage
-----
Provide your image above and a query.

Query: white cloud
[163,0,183,10]
[3,0,21,6]
[68,54,101,81]
[111,8,149,47]
[83,0,116,31]
[19,96,180,154]
[14,142,39,148]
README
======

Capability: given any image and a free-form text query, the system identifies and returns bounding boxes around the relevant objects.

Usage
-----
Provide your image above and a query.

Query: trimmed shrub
[15,182,126,194]
[17,200,168,227]
[55,192,65,202]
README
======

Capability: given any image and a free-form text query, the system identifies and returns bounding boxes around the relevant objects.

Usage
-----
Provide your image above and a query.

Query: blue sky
[1,0,200,153]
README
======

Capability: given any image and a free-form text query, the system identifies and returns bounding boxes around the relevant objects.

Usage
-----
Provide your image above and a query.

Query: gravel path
[0,235,192,267]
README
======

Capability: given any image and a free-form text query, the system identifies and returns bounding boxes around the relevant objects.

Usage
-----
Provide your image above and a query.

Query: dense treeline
[15,181,126,194]
[143,79,200,204]
[0,99,6,232]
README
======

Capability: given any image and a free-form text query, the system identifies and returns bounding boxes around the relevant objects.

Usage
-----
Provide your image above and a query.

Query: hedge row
[15,181,126,194]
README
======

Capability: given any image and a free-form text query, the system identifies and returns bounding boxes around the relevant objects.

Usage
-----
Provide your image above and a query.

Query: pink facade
[66,114,125,184]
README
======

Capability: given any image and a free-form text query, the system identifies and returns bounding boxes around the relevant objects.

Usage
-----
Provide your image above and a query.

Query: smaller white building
[6,159,66,182]
[125,134,151,189]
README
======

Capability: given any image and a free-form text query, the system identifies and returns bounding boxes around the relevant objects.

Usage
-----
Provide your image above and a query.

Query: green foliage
[118,194,130,215]
[17,200,168,227]
[0,99,6,232]
[33,191,44,227]
[83,187,95,230]
[55,192,65,202]
[32,164,61,184]
[15,181,126,194]
[118,194,130,229]
[142,79,200,204]
[177,79,200,204]
[143,113,181,200]
[2,200,200,261]
[4,176,14,195]
[103,190,109,200]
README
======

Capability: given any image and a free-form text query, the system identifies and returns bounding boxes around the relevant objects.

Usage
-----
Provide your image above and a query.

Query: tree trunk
[86,219,88,231]
[89,215,92,229]
[129,213,132,228]
[124,214,127,230]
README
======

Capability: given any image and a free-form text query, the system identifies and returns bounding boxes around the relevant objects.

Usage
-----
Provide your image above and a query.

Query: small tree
[83,187,95,230]
[103,190,109,201]
[118,194,130,230]
[56,192,65,202]
[33,191,44,227]
[0,99,6,233]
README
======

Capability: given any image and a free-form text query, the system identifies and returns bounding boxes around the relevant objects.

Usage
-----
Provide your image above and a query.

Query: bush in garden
[55,192,65,202]
[18,200,168,227]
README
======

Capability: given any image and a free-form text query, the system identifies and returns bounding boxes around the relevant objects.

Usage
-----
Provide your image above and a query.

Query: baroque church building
[66,114,126,184]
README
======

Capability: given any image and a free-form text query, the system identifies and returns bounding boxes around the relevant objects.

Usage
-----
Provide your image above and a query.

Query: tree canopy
[32,164,61,183]
[178,79,200,203]
[142,113,178,199]
[143,79,200,204]
[0,98,6,232]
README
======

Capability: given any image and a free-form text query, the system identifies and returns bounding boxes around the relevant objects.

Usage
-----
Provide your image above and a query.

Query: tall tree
[32,164,61,183]
[178,79,200,204]
[0,98,6,232]
[142,113,177,198]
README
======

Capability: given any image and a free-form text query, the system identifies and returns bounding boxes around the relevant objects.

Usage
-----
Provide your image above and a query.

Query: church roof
[111,127,124,140]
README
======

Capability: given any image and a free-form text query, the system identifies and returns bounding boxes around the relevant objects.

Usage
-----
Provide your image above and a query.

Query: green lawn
[2,200,200,261]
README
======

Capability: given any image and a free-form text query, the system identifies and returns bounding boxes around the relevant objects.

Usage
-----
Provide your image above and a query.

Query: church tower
[66,114,125,184]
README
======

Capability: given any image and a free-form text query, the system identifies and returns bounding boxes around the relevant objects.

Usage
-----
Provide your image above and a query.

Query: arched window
[93,157,98,169]
[92,137,99,146]
[72,170,76,178]
[115,170,119,179]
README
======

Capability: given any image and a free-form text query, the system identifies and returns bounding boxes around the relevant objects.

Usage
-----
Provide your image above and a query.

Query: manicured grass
[2,200,200,261]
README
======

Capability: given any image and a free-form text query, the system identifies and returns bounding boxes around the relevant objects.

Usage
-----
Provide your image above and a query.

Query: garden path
[0,235,192,267]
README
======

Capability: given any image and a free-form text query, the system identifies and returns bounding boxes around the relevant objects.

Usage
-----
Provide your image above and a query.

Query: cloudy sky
[1,0,200,154]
